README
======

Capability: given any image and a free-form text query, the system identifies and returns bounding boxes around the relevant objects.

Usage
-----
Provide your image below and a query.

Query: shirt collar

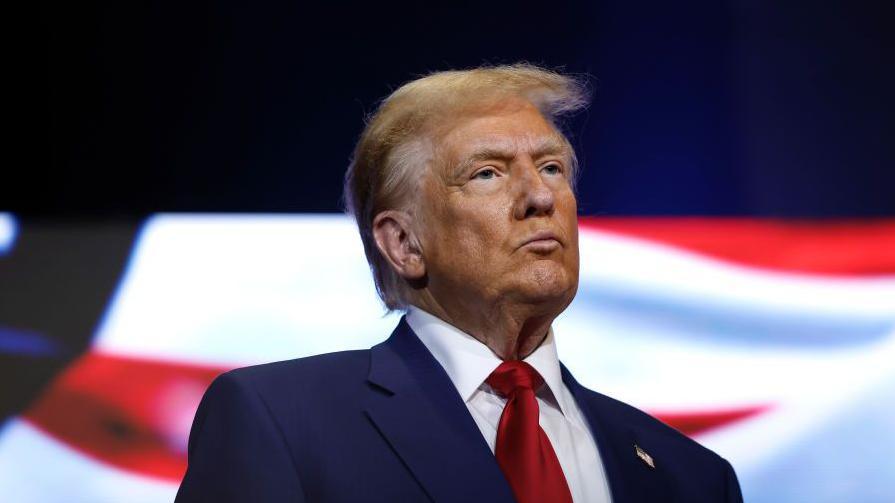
[406,306,571,416]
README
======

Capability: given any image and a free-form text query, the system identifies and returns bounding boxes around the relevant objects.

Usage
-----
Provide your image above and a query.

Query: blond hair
[344,63,589,310]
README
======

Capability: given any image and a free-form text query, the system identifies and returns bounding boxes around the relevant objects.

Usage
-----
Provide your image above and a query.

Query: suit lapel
[365,318,515,503]
[561,365,672,503]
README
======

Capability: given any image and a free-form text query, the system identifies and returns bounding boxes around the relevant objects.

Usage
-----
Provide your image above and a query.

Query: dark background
[25,0,895,216]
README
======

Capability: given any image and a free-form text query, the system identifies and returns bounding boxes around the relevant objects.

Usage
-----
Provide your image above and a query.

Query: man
[176,64,743,502]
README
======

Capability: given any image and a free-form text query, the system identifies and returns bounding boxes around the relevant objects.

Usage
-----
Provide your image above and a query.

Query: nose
[512,163,555,220]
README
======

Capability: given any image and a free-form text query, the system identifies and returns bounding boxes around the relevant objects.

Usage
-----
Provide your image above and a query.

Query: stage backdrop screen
[1,213,894,502]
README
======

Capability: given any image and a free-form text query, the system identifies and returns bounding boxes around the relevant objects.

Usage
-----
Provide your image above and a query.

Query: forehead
[436,102,570,162]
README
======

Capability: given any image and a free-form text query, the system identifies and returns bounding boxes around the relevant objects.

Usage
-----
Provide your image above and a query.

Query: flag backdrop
[1,213,894,502]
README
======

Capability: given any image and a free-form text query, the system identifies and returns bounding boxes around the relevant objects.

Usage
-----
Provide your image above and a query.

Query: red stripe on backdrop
[653,406,770,437]
[23,352,231,482]
[579,218,895,276]
[22,352,770,482]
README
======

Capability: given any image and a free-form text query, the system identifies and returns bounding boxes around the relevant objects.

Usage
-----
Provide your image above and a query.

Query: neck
[412,292,557,360]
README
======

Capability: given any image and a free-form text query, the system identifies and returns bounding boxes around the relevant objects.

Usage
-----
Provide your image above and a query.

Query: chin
[514,261,578,307]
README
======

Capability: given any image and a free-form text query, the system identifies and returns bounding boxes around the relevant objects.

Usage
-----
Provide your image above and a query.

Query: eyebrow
[453,135,571,174]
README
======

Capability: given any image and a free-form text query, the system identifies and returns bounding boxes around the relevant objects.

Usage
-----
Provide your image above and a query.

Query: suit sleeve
[175,371,306,502]
[722,457,744,503]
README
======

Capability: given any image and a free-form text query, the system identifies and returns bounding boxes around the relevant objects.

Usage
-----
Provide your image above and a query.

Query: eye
[473,168,497,180]
[541,163,563,175]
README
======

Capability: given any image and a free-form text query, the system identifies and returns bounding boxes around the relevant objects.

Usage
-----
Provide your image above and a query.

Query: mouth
[519,230,562,252]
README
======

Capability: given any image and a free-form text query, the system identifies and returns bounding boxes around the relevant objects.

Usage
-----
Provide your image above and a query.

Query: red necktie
[487,361,573,503]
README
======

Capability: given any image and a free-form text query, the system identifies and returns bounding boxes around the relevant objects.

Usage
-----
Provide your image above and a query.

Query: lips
[519,230,562,250]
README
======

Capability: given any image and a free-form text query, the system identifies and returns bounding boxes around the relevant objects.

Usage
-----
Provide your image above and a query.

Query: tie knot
[486,360,544,397]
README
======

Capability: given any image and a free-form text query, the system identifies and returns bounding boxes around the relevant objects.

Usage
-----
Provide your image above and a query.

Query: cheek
[426,208,495,270]
[450,220,500,265]
[567,224,580,274]
[560,194,579,237]
[569,221,580,257]
[448,197,511,242]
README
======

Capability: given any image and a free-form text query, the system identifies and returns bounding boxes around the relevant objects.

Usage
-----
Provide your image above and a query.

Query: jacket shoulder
[217,349,372,399]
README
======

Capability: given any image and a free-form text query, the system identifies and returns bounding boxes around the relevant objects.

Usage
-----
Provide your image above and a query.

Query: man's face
[416,100,579,315]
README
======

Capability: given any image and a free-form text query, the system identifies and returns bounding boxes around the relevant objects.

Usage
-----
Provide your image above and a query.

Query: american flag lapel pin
[634,444,655,469]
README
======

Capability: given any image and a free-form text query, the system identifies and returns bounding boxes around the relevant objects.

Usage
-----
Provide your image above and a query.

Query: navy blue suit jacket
[176,318,743,502]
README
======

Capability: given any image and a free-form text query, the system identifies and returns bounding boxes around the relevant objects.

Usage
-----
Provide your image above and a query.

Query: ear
[372,210,426,280]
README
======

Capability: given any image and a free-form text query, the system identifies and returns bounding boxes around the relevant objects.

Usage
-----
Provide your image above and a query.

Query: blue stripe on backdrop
[0,213,16,255]
[0,327,60,356]
[576,283,894,348]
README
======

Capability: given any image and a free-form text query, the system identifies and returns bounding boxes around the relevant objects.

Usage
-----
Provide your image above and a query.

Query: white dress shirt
[406,307,613,503]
